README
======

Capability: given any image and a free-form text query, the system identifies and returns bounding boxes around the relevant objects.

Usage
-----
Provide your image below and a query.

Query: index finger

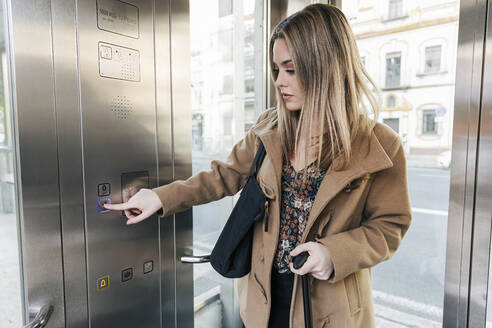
[104,202,133,211]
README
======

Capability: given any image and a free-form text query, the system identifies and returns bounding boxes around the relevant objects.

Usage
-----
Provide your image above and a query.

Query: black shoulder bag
[209,140,268,278]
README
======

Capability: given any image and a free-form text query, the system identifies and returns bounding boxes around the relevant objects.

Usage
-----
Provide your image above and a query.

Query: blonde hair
[269,4,380,181]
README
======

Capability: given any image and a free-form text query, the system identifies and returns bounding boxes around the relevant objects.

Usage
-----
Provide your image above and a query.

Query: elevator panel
[77,0,160,326]
[7,0,192,326]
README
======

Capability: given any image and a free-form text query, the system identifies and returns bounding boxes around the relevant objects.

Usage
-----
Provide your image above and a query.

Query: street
[372,167,450,323]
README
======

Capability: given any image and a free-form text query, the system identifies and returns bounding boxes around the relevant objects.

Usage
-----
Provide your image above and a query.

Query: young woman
[105,4,411,328]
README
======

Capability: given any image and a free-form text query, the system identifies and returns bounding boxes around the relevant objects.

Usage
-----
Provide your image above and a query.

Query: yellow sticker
[97,275,110,291]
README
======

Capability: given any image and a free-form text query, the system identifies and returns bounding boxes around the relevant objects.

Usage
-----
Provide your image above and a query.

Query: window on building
[218,29,233,62]
[422,109,437,134]
[192,88,202,106]
[245,55,254,70]
[218,0,233,17]
[245,78,254,93]
[425,45,442,73]
[387,95,396,107]
[221,75,233,95]
[388,0,403,19]
[385,52,401,87]
[223,114,232,135]
[0,65,5,146]
[383,118,399,134]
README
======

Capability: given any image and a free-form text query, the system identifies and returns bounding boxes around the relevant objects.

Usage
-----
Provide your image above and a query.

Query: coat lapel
[303,130,394,238]
[253,121,396,238]
[255,129,283,195]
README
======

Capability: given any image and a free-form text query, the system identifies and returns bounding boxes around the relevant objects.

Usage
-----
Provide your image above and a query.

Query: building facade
[344,0,459,163]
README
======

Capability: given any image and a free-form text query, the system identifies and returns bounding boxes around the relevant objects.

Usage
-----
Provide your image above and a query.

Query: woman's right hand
[104,188,163,225]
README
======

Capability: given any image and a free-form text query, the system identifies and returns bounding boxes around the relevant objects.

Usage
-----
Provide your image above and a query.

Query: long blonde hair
[269,4,380,178]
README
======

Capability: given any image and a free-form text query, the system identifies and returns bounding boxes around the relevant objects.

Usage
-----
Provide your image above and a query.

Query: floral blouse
[273,158,328,274]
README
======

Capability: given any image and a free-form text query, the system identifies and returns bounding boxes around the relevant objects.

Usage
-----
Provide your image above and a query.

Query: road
[372,167,450,323]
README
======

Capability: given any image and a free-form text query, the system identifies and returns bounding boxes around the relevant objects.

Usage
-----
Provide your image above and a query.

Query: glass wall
[0,2,23,327]
[342,0,459,326]
[189,0,261,326]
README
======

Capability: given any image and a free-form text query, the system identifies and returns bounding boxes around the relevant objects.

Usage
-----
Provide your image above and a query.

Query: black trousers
[242,270,294,328]
[269,269,294,328]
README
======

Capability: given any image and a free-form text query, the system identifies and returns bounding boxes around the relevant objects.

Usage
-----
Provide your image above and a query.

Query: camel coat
[153,108,412,328]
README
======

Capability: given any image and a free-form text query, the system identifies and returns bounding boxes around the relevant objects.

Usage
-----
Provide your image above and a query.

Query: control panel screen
[121,171,149,202]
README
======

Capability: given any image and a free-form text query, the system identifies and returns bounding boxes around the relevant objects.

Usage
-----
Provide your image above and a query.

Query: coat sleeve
[152,112,268,218]
[316,137,412,283]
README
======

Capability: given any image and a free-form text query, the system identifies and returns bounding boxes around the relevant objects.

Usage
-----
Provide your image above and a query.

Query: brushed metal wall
[443,0,487,327]
[168,0,194,327]
[7,0,192,326]
[76,0,161,326]
[466,0,492,326]
[51,0,88,326]
[7,0,66,326]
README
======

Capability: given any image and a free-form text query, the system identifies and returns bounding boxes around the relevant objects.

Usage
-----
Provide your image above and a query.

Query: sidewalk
[406,154,443,169]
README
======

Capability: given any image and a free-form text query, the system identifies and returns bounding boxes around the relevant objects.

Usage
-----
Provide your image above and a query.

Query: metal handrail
[24,305,53,328]
[180,254,211,263]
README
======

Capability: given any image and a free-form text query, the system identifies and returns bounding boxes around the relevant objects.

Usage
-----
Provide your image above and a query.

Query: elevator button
[143,260,153,274]
[100,44,112,60]
[98,198,111,213]
[97,275,110,291]
[98,183,111,196]
[122,268,133,282]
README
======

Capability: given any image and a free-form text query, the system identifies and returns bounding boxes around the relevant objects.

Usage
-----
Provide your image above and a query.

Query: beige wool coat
[153,108,412,328]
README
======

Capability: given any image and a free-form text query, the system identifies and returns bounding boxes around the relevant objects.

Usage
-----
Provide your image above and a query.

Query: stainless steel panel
[50,0,89,326]
[443,0,487,327]
[75,0,160,326]
[169,0,194,326]
[467,0,492,326]
[154,0,176,326]
[7,0,65,326]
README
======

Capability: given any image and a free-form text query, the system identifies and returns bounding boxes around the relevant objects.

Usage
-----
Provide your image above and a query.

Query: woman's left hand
[289,241,334,280]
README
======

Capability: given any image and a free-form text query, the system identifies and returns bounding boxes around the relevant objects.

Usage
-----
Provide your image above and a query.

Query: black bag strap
[249,141,266,178]
[302,275,313,328]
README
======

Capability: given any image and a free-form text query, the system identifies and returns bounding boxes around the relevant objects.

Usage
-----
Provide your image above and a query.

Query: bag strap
[249,141,266,178]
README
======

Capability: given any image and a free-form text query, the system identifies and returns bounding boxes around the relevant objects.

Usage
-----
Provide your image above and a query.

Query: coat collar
[251,117,394,229]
